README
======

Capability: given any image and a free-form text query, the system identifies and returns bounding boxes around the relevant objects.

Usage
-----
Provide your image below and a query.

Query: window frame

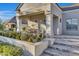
[66,18,78,31]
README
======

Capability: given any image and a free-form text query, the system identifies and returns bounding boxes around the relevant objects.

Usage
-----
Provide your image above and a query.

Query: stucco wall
[62,9,79,35]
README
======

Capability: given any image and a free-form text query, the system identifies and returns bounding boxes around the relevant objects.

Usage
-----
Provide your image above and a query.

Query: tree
[0,19,4,31]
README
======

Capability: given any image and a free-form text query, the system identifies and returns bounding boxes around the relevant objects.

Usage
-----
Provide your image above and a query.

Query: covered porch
[16,3,62,37]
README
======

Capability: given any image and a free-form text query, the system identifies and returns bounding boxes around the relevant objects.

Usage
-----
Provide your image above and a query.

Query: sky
[57,3,75,7]
[0,3,76,22]
[0,3,19,22]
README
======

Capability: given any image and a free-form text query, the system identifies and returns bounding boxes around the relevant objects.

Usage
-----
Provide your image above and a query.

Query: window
[66,19,78,30]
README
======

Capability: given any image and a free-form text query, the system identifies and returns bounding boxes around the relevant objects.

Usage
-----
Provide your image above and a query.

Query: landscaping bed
[0,31,45,43]
[0,42,23,56]
[0,30,48,56]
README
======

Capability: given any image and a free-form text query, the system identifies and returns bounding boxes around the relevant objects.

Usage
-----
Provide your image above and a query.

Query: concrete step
[50,43,79,54]
[41,36,79,56]
[44,48,62,56]
[54,35,79,39]
[41,52,52,56]
[55,39,79,46]
[44,48,78,56]
[56,38,79,42]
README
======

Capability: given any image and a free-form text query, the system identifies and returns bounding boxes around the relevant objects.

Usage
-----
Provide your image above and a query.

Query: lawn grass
[0,42,23,56]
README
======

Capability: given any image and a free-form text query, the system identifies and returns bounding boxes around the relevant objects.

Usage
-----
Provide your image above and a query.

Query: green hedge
[20,33,45,43]
[0,43,23,56]
[0,31,45,43]
[0,31,21,40]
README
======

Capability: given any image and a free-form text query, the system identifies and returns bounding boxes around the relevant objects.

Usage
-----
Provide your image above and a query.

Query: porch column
[16,10,22,32]
[45,10,53,37]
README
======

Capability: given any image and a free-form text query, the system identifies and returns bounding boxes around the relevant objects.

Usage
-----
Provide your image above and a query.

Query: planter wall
[0,36,49,56]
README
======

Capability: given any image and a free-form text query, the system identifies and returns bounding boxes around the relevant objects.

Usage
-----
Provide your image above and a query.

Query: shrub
[0,30,45,43]
[0,31,3,36]
[0,43,23,56]
[20,32,45,43]
[31,33,45,43]
[21,33,29,41]
[15,33,21,40]
[22,27,26,31]
[10,32,17,38]
[27,33,34,42]
[8,32,19,39]
[4,32,9,37]
[0,31,21,39]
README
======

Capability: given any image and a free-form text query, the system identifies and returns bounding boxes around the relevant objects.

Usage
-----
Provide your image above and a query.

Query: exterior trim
[55,3,63,11]
[15,3,24,11]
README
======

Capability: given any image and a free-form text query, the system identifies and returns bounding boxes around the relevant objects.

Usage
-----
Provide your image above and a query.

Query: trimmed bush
[9,32,17,38]
[21,33,29,42]
[0,31,3,36]
[15,33,21,40]
[0,43,23,56]
[0,31,45,43]
[21,33,45,43]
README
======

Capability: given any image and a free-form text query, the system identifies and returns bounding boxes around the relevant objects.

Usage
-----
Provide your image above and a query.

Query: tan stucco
[4,23,16,30]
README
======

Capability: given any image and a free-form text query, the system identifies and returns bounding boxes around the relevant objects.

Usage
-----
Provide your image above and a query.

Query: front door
[53,15,58,35]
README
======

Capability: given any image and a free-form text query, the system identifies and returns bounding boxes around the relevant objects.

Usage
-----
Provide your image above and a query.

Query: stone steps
[41,36,79,56]
[44,48,78,56]
[55,39,79,46]
[41,52,52,56]
[56,38,79,42]
[54,35,79,39]
[50,43,79,54]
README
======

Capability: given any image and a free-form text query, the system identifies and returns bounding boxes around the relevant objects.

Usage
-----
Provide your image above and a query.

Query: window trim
[66,18,78,31]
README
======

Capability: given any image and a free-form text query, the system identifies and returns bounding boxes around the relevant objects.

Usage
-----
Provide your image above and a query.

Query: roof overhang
[15,3,24,11]
[57,3,79,11]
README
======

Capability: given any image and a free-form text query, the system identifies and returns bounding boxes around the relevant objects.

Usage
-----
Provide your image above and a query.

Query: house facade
[4,16,16,31]
[4,16,28,31]
[16,3,79,36]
